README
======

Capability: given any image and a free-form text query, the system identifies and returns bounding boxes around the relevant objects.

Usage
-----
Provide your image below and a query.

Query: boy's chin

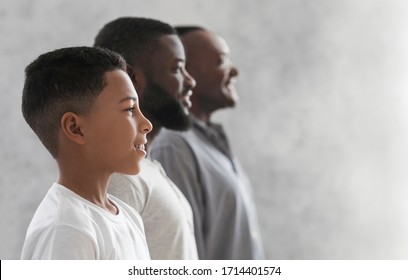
[118,163,142,176]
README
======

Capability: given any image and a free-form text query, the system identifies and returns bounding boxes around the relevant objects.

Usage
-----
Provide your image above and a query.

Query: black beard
[140,81,192,131]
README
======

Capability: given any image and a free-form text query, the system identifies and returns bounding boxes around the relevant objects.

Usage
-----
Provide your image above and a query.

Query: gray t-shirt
[150,119,264,260]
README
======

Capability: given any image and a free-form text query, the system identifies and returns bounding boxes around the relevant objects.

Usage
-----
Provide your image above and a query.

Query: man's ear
[60,112,85,145]
[126,64,146,97]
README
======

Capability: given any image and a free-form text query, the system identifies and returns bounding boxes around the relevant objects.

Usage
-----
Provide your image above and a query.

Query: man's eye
[218,56,230,66]
[218,59,225,65]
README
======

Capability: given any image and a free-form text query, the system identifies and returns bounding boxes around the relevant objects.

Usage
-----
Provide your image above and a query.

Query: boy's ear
[60,112,86,145]
[126,64,146,97]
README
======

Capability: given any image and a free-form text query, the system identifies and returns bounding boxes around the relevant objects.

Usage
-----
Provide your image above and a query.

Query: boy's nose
[138,113,153,134]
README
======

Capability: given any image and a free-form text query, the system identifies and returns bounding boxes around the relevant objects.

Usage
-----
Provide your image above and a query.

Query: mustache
[181,87,193,97]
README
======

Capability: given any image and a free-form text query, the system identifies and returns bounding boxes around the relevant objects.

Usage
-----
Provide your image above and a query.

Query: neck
[56,157,117,215]
[190,94,216,124]
[191,107,212,125]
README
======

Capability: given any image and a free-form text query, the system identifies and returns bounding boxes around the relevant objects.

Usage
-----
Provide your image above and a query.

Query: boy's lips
[134,144,145,150]
[134,143,147,156]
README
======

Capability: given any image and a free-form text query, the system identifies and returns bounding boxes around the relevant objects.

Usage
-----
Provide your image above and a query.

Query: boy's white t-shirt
[21,183,150,260]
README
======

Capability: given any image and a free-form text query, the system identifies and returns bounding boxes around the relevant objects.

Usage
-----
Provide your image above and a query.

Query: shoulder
[109,172,150,213]
[152,128,193,149]
[22,184,101,259]
[35,184,95,228]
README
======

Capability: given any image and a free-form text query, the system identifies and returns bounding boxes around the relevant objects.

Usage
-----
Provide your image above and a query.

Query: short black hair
[94,17,176,71]
[174,26,206,37]
[22,46,126,158]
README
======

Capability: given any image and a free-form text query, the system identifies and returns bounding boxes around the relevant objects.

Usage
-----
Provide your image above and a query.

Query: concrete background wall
[1,0,408,259]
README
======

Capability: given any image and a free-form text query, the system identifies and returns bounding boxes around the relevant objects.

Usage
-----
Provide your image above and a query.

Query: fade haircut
[22,46,126,158]
[174,26,206,37]
[94,17,176,73]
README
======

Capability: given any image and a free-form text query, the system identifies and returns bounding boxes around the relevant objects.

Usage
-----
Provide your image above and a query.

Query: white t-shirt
[109,158,198,259]
[21,183,150,260]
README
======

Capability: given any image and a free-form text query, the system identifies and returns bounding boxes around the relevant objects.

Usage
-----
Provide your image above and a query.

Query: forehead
[150,34,186,63]
[183,30,230,56]
[95,70,137,106]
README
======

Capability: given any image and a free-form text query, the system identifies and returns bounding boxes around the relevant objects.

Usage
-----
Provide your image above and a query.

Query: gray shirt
[150,118,264,259]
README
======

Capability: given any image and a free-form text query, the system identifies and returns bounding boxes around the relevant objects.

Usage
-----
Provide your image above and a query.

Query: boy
[21,46,152,259]
[94,17,198,259]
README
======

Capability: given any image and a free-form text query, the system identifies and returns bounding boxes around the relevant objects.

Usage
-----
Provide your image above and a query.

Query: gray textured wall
[1,0,408,259]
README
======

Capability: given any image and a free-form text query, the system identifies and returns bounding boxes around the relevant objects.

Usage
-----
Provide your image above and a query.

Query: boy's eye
[126,107,135,114]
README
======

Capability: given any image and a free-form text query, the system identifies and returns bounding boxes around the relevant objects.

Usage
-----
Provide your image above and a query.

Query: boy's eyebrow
[119,96,137,103]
